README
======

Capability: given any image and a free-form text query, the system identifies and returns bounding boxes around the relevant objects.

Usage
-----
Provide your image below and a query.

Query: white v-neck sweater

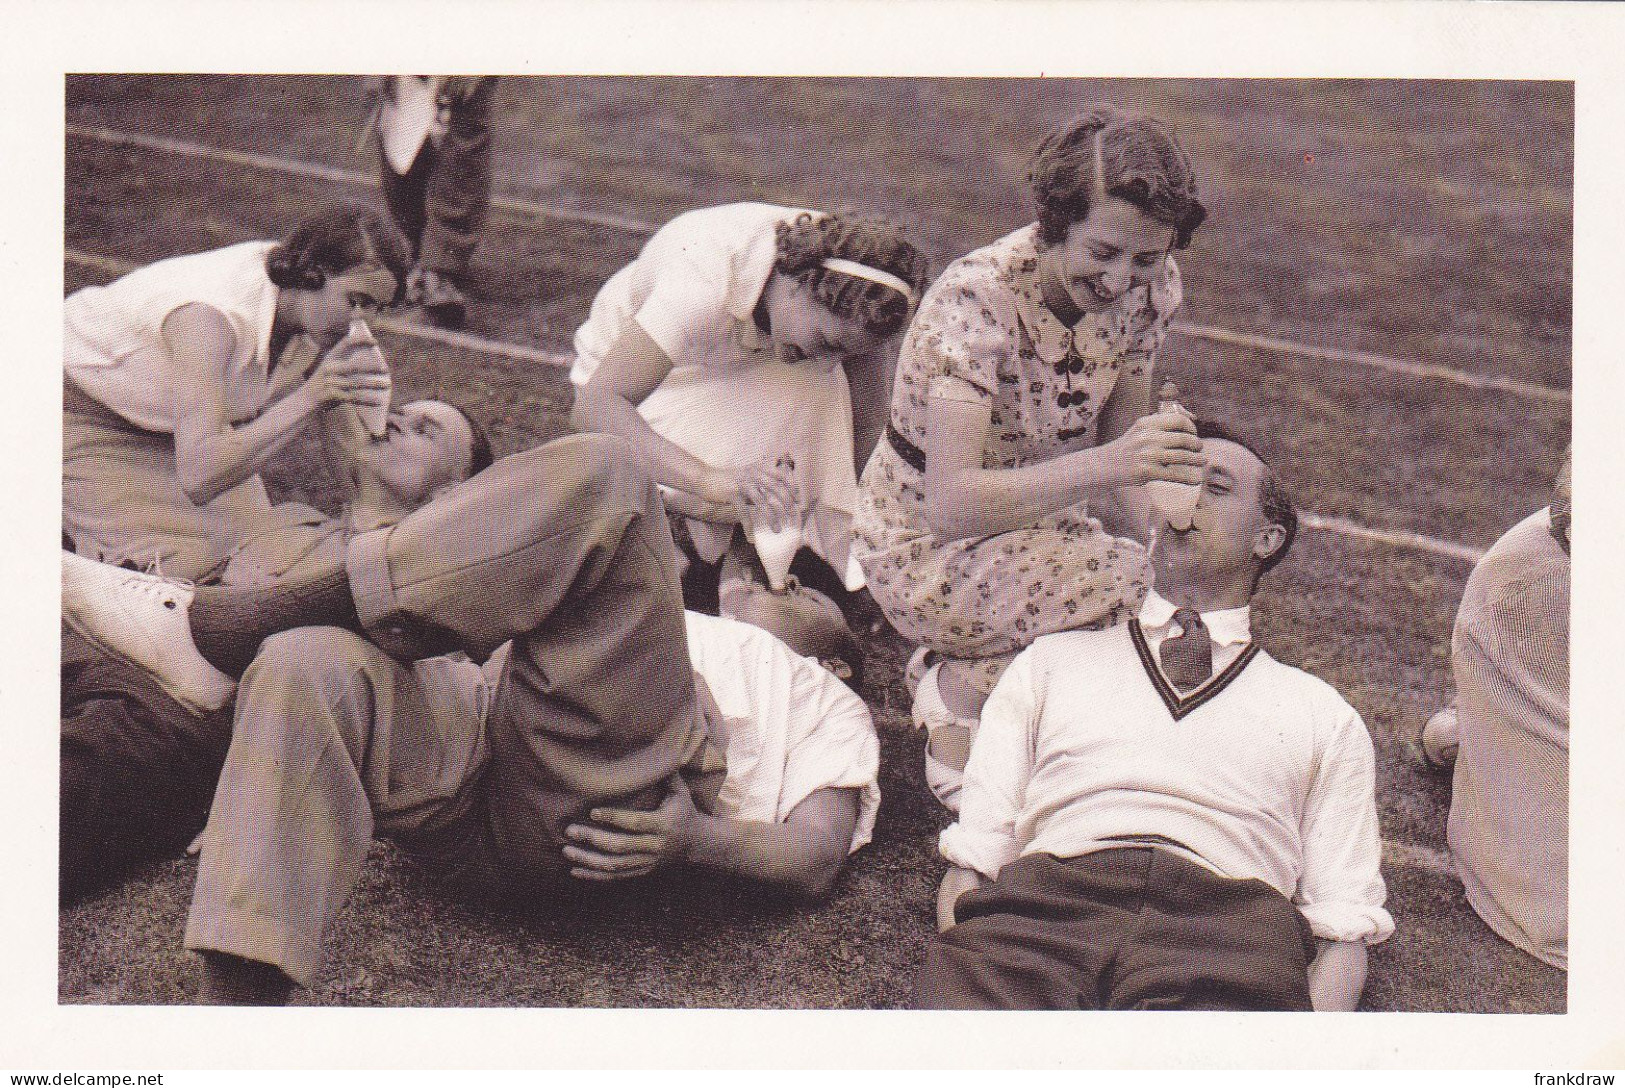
[940,616,1394,944]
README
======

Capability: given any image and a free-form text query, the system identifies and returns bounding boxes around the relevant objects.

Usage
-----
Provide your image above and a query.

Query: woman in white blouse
[63,205,410,581]
[570,202,929,600]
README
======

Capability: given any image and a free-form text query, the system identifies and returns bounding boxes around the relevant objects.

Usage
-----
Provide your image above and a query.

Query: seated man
[59,398,494,900]
[1420,450,1569,970]
[63,413,878,1005]
[914,423,1393,1011]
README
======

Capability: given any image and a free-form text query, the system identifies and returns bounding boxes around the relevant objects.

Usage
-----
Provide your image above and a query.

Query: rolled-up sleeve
[1295,703,1395,944]
[777,650,882,855]
[939,650,1039,879]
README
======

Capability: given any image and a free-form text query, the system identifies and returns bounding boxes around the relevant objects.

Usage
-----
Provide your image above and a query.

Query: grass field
[59,75,1571,1011]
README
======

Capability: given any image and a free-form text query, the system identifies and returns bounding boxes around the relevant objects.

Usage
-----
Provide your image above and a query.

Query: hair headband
[1090,125,1110,206]
[819,257,917,306]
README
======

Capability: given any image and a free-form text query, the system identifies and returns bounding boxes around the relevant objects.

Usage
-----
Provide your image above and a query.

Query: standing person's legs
[184,626,486,1000]
[379,142,433,259]
[60,626,233,902]
[418,77,494,286]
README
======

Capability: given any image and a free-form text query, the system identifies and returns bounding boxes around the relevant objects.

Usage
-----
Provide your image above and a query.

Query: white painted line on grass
[67,122,1572,408]
[1174,321,1571,406]
[64,246,1484,565]
[1299,511,1485,564]
[65,122,662,235]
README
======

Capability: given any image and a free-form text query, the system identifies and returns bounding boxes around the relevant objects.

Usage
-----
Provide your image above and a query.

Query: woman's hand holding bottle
[703,457,801,533]
[1103,404,1205,488]
[301,322,393,427]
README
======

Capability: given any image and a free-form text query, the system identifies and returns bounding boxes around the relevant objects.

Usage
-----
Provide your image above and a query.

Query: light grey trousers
[185,433,716,987]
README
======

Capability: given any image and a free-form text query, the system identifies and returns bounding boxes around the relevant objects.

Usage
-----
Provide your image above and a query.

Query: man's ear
[1253,523,1287,565]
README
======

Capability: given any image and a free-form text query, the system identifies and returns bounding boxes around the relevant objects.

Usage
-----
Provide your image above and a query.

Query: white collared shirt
[430,612,882,857]
[568,202,864,583]
[939,597,1394,944]
[570,202,814,386]
[684,612,881,855]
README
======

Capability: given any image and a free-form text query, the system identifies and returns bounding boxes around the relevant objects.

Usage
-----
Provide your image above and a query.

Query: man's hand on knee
[563,776,701,882]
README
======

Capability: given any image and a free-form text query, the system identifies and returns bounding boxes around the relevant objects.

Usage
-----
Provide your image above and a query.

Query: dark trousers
[379,77,495,279]
[60,626,233,902]
[915,848,1317,1010]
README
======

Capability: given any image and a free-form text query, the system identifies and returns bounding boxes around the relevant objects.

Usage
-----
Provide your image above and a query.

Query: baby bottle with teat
[751,455,803,592]
[1141,382,1203,532]
[332,319,393,438]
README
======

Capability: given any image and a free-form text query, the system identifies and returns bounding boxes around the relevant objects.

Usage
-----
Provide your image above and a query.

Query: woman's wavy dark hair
[773,211,930,339]
[265,204,412,303]
[1029,106,1207,250]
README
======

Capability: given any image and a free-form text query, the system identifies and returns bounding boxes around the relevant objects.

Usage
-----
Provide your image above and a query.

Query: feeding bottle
[752,455,803,592]
[333,319,392,438]
[1141,382,1203,532]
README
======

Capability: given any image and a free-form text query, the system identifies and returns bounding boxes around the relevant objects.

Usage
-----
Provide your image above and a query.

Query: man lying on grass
[63,409,878,1006]
[59,397,494,902]
[915,424,1393,1011]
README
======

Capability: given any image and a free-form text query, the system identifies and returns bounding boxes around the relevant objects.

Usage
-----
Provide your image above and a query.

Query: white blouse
[64,241,282,433]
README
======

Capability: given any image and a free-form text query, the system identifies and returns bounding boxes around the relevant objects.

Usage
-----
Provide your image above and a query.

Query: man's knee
[252,626,375,672]
[241,627,381,707]
[510,432,660,516]
[234,627,387,766]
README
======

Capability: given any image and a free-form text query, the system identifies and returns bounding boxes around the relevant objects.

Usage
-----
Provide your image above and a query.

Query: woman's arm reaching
[920,390,1201,544]
[167,304,388,505]
[571,320,800,531]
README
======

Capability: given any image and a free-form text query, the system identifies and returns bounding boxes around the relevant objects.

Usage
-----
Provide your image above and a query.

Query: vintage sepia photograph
[56,71,1572,1018]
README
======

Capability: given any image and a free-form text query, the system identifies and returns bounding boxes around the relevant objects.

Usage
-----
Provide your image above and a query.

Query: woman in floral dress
[852,106,1209,808]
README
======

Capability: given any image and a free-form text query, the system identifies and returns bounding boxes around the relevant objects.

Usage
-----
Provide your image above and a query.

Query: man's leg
[379,143,432,260]
[914,853,1127,1010]
[344,433,709,888]
[1104,848,1316,1011]
[184,434,704,883]
[60,625,233,902]
[184,626,483,1002]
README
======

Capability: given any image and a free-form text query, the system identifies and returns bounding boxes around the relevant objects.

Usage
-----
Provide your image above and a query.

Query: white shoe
[904,645,935,699]
[61,552,236,716]
[1421,704,1460,771]
[913,663,975,814]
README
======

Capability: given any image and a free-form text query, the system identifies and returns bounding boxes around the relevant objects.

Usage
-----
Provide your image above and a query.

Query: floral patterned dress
[852,223,1182,694]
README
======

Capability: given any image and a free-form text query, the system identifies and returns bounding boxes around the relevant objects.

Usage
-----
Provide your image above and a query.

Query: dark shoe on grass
[197,951,296,1006]
[418,267,468,329]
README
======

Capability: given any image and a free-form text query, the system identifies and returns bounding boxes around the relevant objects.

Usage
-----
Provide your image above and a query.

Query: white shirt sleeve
[1294,701,1396,944]
[634,258,734,366]
[776,647,882,854]
[938,648,1040,879]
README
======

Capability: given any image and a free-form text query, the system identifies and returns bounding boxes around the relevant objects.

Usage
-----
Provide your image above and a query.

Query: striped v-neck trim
[1129,620,1261,721]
